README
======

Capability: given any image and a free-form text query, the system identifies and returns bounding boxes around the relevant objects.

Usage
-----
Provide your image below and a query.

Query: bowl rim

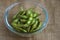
[4,1,48,35]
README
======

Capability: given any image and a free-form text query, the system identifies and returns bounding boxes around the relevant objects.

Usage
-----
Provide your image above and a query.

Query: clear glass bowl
[4,0,48,37]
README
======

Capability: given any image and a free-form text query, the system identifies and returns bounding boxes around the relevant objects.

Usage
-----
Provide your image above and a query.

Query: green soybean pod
[24,13,33,27]
[20,7,24,11]
[17,24,28,27]
[30,20,38,32]
[13,19,19,23]
[12,20,23,28]
[31,17,39,25]
[19,15,28,19]
[11,22,20,31]
[22,11,26,15]
[11,21,19,27]
[33,12,41,18]
[13,14,17,19]
[27,26,31,32]
[33,22,42,32]
[12,13,20,20]
[26,8,33,16]
[11,22,27,32]
[15,11,23,18]
[17,11,23,15]
[31,19,36,25]
[17,23,28,27]
[17,24,22,27]
[11,22,17,27]
[12,22,23,32]
[20,19,27,23]
[17,7,25,15]
[19,28,27,32]
[33,13,38,18]
[26,17,33,26]
[18,22,26,27]
[27,13,33,23]
[17,11,22,15]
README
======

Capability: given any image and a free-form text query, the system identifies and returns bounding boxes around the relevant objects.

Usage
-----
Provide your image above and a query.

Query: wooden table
[0,0,60,40]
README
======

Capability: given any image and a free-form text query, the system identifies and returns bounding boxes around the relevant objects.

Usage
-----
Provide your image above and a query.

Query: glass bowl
[4,0,48,37]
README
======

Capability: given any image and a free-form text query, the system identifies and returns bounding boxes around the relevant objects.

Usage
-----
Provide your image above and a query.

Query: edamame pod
[27,26,31,32]
[11,7,42,33]
[18,11,23,15]
[12,22,27,32]
[12,21,21,27]
[30,20,38,32]
[20,7,24,11]
[22,11,26,15]
[17,7,25,15]
[31,19,36,25]
[19,28,27,32]
[19,15,28,19]
[25,17,33,26]
[11,22,21,32]
[20,19,27,23]
[26,8,33,16]
[33,13,38,18]
[12,13,20,19]
[13,19,19,23]
[11,22,17,27]
[33,22,42,32]
[33,12,41,18]
[24,13,33,26]
[12,24,20,32]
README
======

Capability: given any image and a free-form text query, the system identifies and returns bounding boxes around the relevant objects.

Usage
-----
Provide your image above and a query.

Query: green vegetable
[20,7,24,11]
[11,7,42,33]
[26,8,33,15]
[20,19,27,23]
[31,19,36,25]
[24,13,33,27]
[22,11,26,15]
[19,15,28,19]
[33,22,42,32]
[27,17,32,24]
[33,13,38,18]
[27,26,31,32]
[30,20,38,32]
[13,19,19,23]
[19,28,27,32]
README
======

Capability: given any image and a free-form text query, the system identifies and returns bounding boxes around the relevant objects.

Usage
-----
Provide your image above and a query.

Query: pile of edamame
[11,7,42,33]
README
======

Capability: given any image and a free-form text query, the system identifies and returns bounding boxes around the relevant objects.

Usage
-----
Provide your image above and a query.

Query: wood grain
[0,0,60,40]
